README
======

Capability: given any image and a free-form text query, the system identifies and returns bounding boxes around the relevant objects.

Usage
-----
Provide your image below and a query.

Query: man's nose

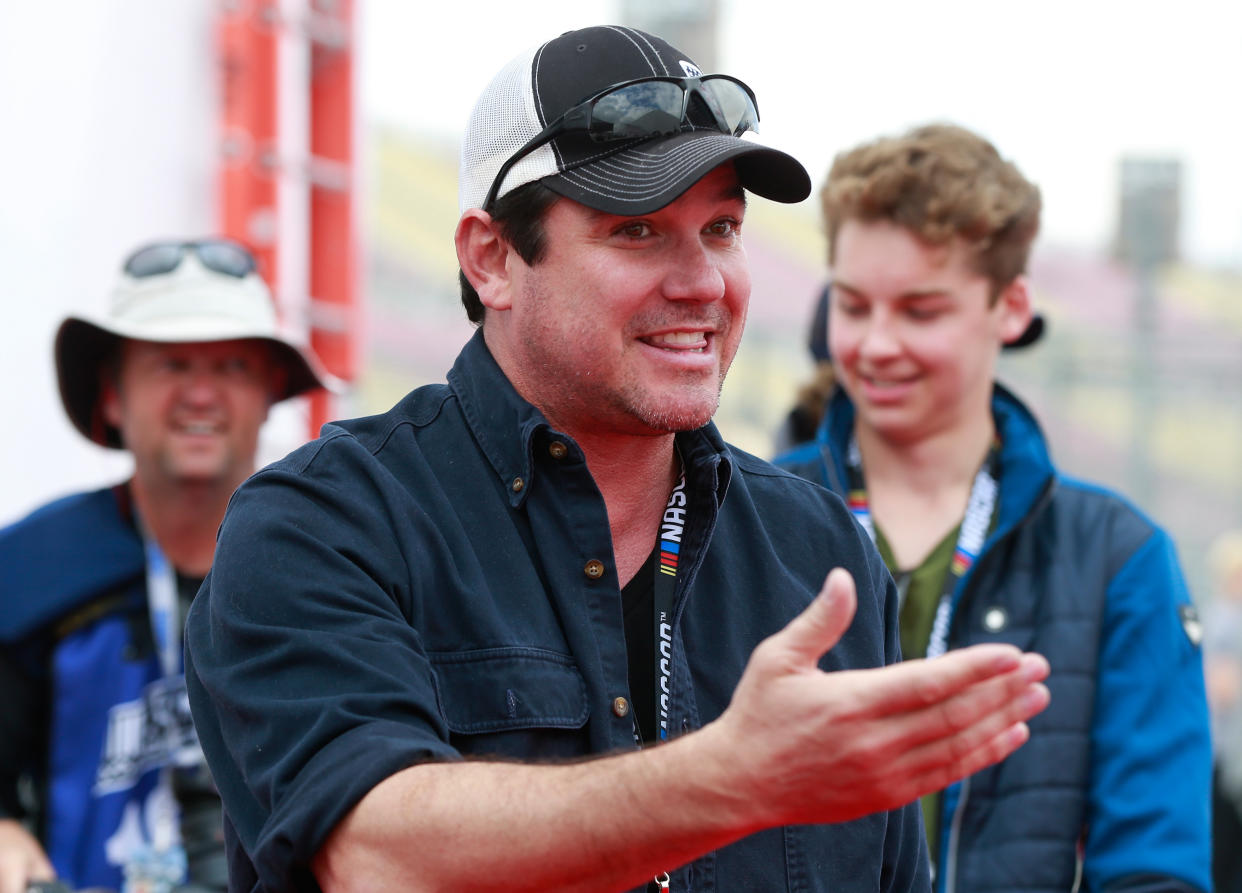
[662,239,726,303]
[179,366,224,403]
[857,312,902,359]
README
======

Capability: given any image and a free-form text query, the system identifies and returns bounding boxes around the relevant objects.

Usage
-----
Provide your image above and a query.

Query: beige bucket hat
[55,238,338,448]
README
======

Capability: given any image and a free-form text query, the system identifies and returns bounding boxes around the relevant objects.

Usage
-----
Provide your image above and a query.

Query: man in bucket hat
[185,27,1049,892]
[0,238,331,893]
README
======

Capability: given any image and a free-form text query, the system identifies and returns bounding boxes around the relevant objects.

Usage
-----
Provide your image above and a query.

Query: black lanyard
[845,437,1000,658]
[652,473,687,742]
[640,474,688,893]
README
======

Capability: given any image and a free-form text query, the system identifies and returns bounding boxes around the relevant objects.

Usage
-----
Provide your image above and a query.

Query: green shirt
[874,523,960,862]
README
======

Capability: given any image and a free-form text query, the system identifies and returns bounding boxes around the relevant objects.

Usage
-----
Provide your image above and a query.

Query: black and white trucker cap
[458,25,812,215]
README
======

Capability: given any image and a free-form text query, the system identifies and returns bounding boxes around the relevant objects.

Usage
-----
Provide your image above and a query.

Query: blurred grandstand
[362,125,1242,598]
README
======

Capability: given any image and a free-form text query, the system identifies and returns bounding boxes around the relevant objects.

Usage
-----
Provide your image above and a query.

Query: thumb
[777,567,857,667]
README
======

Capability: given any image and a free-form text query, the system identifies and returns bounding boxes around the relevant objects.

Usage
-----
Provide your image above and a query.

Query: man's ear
[266,355,288,411]
[996,275,1034,346]
[100,377,123,429]
[455,209,515,312]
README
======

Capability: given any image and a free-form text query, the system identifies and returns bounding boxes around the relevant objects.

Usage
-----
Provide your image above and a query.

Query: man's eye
[708,219,739,237]
[619,222,651,238]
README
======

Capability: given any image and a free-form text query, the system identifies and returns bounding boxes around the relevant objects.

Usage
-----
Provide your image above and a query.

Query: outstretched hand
[708,567,1050,828]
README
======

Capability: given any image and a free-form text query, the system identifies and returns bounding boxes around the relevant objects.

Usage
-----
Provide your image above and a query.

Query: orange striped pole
[306,0,356,437]
[217,0,280,290]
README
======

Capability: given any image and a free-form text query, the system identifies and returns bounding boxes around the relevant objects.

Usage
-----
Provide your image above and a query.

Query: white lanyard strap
[139,523,181,681]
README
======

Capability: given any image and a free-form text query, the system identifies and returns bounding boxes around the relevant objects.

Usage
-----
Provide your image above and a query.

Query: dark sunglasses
[123,239,258,279]
[483,74,761,212]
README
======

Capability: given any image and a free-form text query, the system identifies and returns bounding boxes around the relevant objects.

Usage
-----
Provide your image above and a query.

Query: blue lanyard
[846,437,1000,658]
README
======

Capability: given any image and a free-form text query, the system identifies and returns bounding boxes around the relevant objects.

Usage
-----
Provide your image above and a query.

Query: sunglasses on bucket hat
[483,74,761,212]
[123,239,258,280]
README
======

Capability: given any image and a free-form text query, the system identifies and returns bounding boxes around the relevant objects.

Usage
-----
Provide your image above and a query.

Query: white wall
[0,1,310,526]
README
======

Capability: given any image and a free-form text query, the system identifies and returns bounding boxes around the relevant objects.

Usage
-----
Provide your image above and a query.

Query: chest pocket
[430,647,590,759]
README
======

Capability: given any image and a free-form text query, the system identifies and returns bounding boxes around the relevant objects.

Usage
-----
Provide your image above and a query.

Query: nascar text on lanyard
[845,437,1000,659]
[654,473,687,743]
[647,473,687,893]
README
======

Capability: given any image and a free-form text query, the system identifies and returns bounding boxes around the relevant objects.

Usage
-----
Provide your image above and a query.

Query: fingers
[776,568,858,668]
[839,667,1048,813]
[898,674,1049,772]
[851,644,1047,716]
[864,658,1049,807]
[861,650,1049,753]
[897,720,1035,806]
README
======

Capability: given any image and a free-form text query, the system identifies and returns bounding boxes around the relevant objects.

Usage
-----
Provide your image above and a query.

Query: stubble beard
[515,274,738,436]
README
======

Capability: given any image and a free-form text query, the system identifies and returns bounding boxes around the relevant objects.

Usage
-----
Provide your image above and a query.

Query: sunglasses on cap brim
[483,74,761,212]
[123,239,259,279]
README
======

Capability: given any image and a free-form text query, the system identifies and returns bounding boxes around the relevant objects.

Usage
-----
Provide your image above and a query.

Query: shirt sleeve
[1084,527,1212,893]
[184,444,461,892]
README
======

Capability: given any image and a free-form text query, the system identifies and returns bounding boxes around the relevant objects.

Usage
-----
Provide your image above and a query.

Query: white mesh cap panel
[458,45,560,213]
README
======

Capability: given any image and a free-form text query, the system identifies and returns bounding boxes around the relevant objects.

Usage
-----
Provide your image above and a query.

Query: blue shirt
[185,330,930,892]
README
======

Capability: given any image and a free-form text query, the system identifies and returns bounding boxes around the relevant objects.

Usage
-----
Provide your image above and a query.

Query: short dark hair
[459,181,561,325]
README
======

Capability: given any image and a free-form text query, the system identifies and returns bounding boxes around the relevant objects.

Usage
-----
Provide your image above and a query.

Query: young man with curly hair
[777,123,1211,893]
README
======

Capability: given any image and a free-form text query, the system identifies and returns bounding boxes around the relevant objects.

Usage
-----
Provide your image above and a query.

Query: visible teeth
[183,422,217,434]
[652,331,704,347]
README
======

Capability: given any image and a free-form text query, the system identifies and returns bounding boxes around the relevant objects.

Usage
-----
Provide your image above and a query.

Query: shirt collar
[446,329,733,509]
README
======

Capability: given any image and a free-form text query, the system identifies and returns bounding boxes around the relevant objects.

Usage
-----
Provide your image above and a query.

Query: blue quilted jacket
[776,385,1212,893]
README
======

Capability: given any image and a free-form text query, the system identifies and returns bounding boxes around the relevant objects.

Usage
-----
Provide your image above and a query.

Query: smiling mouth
[861,372,917,388]
[644,331,710,352]
[177,421,223,436]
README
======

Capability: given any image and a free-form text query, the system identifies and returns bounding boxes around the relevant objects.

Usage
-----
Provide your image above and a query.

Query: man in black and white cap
[185,27,1050,892]
[0,238,331,893]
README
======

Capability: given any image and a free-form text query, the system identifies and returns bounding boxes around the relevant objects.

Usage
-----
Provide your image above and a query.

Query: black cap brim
[542,131,811,215]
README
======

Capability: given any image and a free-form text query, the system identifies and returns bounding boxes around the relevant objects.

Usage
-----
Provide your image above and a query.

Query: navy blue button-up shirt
[186,330,928,892]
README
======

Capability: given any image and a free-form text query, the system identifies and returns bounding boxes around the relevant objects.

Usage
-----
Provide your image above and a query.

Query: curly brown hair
[821,123,1041,298]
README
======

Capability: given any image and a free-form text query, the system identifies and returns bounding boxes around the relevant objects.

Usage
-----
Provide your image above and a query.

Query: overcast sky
[362,0,1242,267]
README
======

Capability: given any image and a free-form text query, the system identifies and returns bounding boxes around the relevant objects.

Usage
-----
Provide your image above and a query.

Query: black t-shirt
[621,549,658,744]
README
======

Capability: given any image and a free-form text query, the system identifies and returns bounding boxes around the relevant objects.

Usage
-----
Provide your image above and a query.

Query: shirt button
[548,441,568,459]
[612,696,630,718]
[583,559,605,580]
[511,477,524,492]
